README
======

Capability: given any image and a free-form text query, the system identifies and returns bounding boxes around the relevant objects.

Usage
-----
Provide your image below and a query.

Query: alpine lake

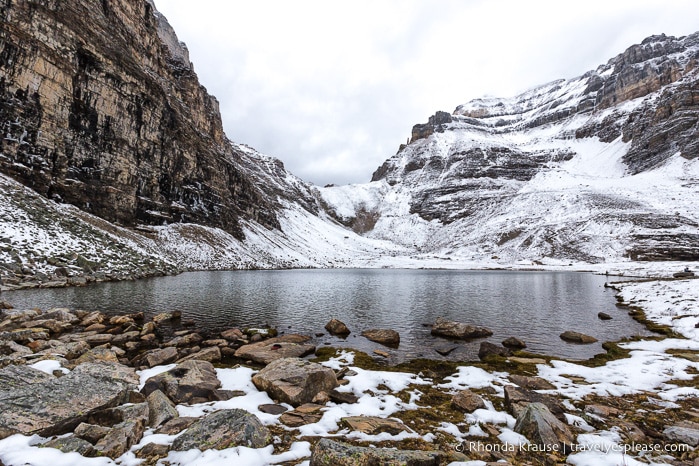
[3,269,651,362]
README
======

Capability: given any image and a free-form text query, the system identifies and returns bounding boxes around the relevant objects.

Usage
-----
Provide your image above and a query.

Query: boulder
[504,385,566,421]
[560,331,598,343]
[41,436,95,456]
[502,337,527,349]
[341,416,411,435]
[431,317,493,339]
[513,403,575,453]
[310,438,442,466]
[144,347,179,368]
[155,416,198,435]
[171,409,270,451]
[234,334,315,365]
[663,423,699,447]
[220,328,244,342]
[141,359,221,404]
[91,403,149,459]
[162,332,202,348]
[252,357,338,407]
[42,308,79,324]
[177,346,221,363]
[146,389,179,428]
[0,362,135,436]
[597,312,613,320]
[451,390,486,412]
[74,422,111,444]
[325,319,350,336]
[361,329,400,346]
[478,341,512,360]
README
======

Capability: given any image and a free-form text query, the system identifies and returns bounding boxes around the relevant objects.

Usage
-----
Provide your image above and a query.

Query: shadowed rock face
[0,0,279,239]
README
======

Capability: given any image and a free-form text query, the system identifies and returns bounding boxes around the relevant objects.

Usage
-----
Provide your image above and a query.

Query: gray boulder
[310,438,442,466]
[431,317,493,339]
[514,403,575,453]
[252,357,338,407]
[0,362,136,436]
[171,409,270,451]
[141,359,221,404]
[146,389,179,428]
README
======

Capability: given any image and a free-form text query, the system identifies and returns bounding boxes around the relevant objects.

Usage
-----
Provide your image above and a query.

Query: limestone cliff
[0,0,278,239]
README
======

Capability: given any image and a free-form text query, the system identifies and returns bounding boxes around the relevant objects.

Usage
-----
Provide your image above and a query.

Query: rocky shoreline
[0,279,698,465]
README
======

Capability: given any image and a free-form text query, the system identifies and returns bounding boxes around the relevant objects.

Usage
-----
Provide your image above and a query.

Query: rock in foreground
[171,409,270,451]
[431,317,493,339]
[141,360,221,404]
[252,357,338,407]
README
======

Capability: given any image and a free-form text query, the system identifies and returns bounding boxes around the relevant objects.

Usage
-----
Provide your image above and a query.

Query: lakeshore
[0,276,697,466]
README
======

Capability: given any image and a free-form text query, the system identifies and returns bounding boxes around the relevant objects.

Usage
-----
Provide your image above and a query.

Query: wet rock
[504,385,566,421]
[163,332,202,348]
[142,359,221,404]
[560,331,598,343]
[361,329,400,346]
[171,409,270,451]
[431,317,493,339]
[341,416,411,435]
[0,362,135,436]
[502,337,527,349]
[514,403,575,453]
[325,319,350,336]
[144,347,178,368]
[279,403,325,427]
[509,374,555,391]
[258,404,288,415]
[42,436,96,456]
[234,334,315,365]
[177,346,221,363]
[146,390,179,428]
[434,343,461,355]
[451,390,486,412]
[310,438,442,466]
[598,312,613,320]
[155,416,198,435]
[478,341,511,360]
[252,357,338,407]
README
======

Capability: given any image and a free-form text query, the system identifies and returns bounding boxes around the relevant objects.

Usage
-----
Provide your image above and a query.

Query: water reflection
[3,269,650,361]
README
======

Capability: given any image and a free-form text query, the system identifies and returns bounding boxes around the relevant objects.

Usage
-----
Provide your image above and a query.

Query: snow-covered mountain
[320,33,699,265]
[1,0,697,289]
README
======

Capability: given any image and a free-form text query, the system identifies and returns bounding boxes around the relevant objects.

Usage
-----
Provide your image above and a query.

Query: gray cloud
[154,0,697,186]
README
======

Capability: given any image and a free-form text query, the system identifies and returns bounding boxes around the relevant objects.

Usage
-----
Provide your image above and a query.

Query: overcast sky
[153,0,696,186]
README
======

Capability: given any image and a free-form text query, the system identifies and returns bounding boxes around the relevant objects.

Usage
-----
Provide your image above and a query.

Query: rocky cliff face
[323,33,699,263]
[0,0,279,239]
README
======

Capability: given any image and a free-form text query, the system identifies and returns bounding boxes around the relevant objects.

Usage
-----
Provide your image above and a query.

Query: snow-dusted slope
[320,33,699,265]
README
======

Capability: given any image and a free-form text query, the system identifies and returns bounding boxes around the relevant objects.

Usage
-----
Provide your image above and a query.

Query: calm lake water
[2,269,650,362]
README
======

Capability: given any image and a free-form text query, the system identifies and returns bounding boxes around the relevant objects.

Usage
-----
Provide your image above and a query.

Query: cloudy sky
[153,0,696,186]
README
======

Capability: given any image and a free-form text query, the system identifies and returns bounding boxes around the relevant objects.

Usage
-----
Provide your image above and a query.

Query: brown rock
[144,347,179,368]
[451,390,486,412]
[341,416,411,435]
[431,317,493,339]
[509,374,555,391]
[504,385,566,422]
[280,403,324,427]
[514,403,575,453]
[361,329,400,346]
[258,404,288,415]
[141,360,222,404]
[155,416,198,435]
[221,328,244,341]
[252,357,338,407]
[135,442,170,460]
[84,323,107,333]
[80,312,105,327]
[177,346,221,363]
[74,422,111,444]
[234,334,315,365]
[560,331,598,344]
[109,315,134,326]
[325,319,350,336]
[502,337,527,349]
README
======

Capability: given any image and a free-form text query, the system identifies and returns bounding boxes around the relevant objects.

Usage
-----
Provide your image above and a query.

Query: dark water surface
[3,269,650,362]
